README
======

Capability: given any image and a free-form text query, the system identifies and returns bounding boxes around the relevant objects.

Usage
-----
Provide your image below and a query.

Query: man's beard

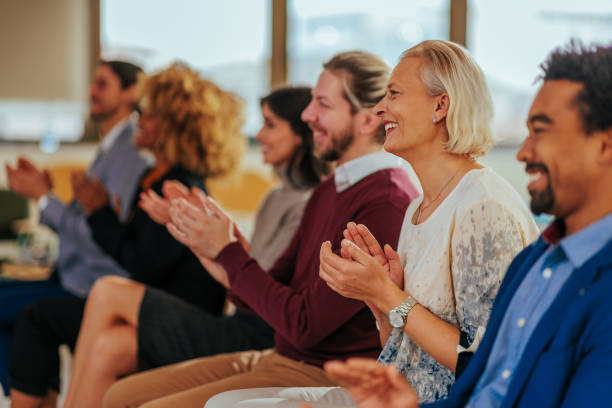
[90,103,119,123]
[319,126,354,162]
[527,163,555,215]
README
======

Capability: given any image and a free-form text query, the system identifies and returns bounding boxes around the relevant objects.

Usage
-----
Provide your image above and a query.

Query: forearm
[218,242,366,347]
[373,283,460,372]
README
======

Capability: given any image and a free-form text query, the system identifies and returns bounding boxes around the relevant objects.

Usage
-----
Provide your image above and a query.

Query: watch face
[389,310,404,328]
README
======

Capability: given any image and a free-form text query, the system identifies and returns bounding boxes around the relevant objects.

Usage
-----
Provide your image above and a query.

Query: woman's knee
[89,328,137,372]
[87,277,145,317]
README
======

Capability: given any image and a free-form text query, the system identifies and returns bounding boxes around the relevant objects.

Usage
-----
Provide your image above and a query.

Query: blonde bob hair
[401,40,494,158]
[137,63,245,177]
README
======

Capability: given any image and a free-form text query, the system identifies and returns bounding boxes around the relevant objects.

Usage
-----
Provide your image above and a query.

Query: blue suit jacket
[40,120,149,296]
[428,235,612,408]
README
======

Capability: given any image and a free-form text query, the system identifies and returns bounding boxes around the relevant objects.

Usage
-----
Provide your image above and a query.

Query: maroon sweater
[216,168,419,367]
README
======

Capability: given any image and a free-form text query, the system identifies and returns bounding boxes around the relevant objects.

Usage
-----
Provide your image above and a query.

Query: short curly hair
[539,40,612,134]
[137,63,245,177]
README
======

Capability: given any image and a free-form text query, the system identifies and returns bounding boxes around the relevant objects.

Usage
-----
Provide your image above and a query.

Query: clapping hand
[167,195,235,259]
[71,171,110,215]
[5,157,52,200]
[341,222,404,289]
[139,180,199,225]
[324,358,418,408]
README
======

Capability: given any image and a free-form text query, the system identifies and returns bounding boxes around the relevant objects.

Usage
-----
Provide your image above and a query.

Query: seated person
[95,50,421,408]
[8,63,244,408]
[320,41,612,408]
[1,60,148,398]
[205,40,539,408]
[43,85,330,408]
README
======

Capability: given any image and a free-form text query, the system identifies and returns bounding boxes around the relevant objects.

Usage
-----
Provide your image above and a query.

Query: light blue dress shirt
[467,212,612,407]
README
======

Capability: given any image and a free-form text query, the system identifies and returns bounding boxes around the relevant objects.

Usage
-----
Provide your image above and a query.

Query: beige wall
[0,0,93,102]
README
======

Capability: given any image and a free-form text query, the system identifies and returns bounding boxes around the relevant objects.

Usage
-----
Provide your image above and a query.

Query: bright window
[102,0,271,135]
[287,0,450,85]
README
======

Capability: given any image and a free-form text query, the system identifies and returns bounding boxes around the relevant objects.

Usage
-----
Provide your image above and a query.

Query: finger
[17,157,36,170]
[166,222,190,246]
[172,198,207,224]
[168,202,199,234]
[340,247,351,260]
[356,224,384,257]
[162,180,189,200]
[384,245,403,272]
[347,222,368,251]
[340,239,371,265]
[204,197,230,221]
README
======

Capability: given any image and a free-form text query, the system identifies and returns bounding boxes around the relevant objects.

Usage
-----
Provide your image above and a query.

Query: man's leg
[0,278,70,396]
[104,350,336,408]
[9,296,84,404]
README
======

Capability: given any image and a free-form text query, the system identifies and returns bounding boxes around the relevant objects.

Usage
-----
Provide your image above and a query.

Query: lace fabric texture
[378,169,539,403]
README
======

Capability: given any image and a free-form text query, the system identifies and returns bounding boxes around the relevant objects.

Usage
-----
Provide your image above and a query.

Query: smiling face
[135,98,160,150]
[518,80,602,218]
[89,64,124,121]
[375,57,442,159]
[255,103,302,167]
[300,69,355,162]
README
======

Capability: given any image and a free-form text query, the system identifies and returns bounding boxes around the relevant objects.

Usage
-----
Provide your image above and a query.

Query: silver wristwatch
[388,295,418,328]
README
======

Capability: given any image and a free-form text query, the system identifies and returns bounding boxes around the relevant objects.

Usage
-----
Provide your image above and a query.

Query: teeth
[528,172,542,183]
[384,123,398,132]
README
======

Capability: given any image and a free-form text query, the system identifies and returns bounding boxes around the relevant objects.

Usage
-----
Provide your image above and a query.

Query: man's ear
[433,93,450,123]
[356,107,382,137]
[121,84,138,108]
[597,128,612,166]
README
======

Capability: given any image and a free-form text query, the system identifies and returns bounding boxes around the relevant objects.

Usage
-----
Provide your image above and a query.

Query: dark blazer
[87,166,226,315]
[428,235,612,408]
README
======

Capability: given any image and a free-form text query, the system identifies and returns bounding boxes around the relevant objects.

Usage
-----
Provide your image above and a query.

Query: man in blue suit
[323,41,612,407]
[2,60,149,398]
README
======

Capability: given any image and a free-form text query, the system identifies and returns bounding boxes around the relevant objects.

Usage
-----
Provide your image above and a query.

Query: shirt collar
[543,212,612,268]
[334,151,402,192]
[99,115,133,153]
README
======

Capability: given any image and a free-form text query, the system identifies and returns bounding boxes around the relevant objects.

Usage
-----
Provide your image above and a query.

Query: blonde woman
[207,40,539,407]
[9,63,244,408]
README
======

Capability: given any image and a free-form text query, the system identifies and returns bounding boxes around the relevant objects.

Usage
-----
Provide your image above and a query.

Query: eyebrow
[528,113,553,125]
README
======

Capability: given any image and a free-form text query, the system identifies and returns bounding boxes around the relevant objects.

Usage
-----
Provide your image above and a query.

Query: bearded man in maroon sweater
[102,51,421,408]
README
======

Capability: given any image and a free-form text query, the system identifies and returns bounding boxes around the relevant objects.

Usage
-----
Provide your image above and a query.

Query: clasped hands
[139,180,249,288]
[5,157,53,200]
[318,222,405,314]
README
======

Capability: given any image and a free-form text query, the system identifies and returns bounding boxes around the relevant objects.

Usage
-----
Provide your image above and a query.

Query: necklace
[414,162,470,224]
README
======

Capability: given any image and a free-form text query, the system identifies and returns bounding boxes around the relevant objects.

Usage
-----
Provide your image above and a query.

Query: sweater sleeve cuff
[215,241,252,284]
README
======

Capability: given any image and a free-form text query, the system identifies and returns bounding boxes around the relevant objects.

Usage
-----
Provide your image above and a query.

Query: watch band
[388,295,418,328]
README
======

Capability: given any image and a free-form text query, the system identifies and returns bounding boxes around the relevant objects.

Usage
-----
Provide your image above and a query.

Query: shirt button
[517,318,526,328]
[542,268,552,279]
[579,288,585,296]
[502,370,511,379]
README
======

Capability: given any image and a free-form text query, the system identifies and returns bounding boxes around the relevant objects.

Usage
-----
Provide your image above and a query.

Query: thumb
[385,245,402,266]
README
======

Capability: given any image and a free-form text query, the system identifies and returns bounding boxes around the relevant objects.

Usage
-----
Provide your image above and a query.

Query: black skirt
[137,286,275,371]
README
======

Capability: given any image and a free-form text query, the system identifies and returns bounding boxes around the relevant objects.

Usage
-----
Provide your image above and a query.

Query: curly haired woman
[8,63,245,408]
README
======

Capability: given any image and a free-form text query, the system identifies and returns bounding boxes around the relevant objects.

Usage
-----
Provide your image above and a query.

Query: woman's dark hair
[260,87,329,189]
[99,60,143,89]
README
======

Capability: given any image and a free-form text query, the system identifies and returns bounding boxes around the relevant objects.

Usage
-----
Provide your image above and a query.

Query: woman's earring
[433,117,437,124]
